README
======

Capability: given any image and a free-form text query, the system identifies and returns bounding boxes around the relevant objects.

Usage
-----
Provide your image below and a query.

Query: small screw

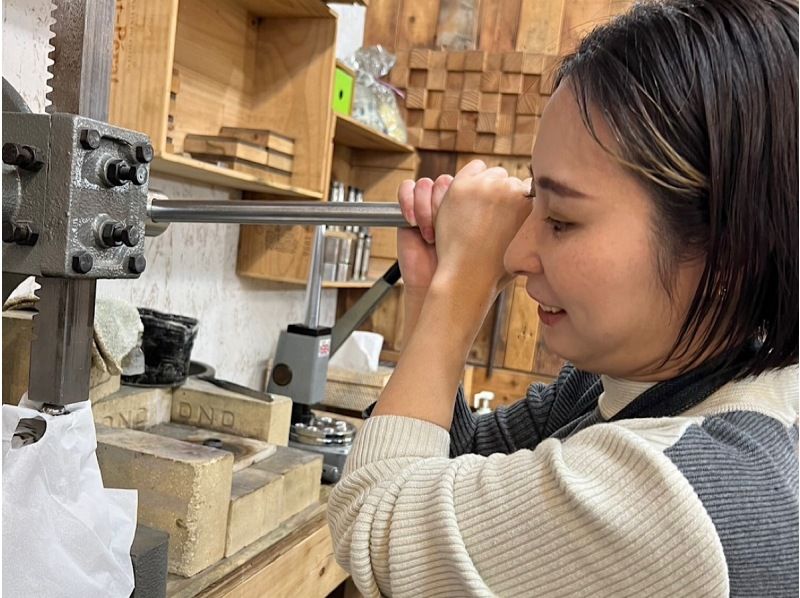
[2,143,44,171]
[128,254,146,274]
[2,222,38,246]
[79,129,101,150]
[72,252,94,274]
[134,142,154,164]
[106,159,148,186]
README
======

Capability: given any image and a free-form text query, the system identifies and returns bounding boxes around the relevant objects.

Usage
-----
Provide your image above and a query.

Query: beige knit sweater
[327,368,798,597]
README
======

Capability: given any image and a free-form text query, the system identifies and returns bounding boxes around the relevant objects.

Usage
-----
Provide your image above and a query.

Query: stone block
[150,422,276,472]
[92,385,172,430]
[254,446,322,521]
[225,467,284,557]
[95,425,233,577]
[171,378,292,445]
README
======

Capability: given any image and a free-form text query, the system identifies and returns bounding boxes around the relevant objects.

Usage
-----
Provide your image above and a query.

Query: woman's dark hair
[556,0,798,379]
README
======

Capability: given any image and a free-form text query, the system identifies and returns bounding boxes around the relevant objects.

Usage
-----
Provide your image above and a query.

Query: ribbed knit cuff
[348,415,451,471]
[450,385,477,456]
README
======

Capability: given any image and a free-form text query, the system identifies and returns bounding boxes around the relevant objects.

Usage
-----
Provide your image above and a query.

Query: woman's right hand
[396,174,454,295]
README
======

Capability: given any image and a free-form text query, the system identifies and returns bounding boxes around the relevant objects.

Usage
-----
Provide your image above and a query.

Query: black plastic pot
[122,308,199,387]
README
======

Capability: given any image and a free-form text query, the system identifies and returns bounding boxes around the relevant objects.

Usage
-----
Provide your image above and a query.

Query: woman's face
[504,83,705,380]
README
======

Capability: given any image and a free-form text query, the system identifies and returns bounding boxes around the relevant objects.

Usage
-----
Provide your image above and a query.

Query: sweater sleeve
[328,414,729,598]
[449,363,600,456]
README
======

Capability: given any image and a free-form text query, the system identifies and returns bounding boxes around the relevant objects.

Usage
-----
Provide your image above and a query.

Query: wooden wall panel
[515,0,565,54]
[477,0,522,52]
[435,0,481,50]
[559,0,613,54]
[397,0,442,49]
[364,0,403,49]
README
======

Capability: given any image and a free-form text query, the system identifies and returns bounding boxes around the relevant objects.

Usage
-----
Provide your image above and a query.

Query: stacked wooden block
[390,49,558,156]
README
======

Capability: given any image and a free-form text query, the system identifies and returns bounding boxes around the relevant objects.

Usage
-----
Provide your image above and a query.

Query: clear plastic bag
[2,398,137,597]
[345,45,408,143]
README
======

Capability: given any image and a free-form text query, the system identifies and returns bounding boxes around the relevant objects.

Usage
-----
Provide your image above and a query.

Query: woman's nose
[504,212,543,275]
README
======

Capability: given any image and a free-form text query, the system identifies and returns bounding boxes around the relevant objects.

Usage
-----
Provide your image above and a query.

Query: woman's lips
[537,304,567,325]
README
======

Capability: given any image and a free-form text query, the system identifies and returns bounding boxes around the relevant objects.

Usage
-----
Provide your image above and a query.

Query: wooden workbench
[167,487,348,598]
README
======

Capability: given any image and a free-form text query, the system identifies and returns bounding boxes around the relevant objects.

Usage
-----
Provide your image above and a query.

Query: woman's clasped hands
[397,159,533,302]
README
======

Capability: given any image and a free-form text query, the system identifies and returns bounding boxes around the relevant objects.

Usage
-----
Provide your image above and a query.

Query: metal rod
[148,199,412,229]
[304,226,325,328]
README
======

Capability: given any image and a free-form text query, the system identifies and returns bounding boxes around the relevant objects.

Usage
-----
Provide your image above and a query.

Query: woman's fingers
[430,175,454,238]
[413,178,436,243]
[455,159,488,179]
[398,179,417,226]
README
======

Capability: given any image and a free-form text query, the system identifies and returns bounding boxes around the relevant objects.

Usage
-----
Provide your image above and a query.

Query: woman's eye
[545,217,571,234]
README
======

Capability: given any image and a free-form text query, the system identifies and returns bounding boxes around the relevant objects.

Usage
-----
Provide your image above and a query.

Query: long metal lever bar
[148,199,412,229]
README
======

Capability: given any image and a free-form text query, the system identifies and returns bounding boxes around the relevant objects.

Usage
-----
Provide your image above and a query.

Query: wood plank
[334,114,415,152]
[219,127,296,155]
[153,153,320,197]
[110,0,180,154]
[363,0,402,49]
[559,0,613,54]
[2,310,33,406]
[397,0,442,50]
[184,135,270,165]
[516,0,566,54]
[435,0,480,50]
[237,224,314,284]
[252,15,337,195]
[502,281,538,371]
[477,0,522,52]
[199,512,345,598]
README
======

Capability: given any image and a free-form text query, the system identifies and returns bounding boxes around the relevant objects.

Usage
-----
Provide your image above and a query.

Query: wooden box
[110,0,338,197]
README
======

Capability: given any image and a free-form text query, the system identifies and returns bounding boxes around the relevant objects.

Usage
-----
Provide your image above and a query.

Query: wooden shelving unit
[110,0,337,198]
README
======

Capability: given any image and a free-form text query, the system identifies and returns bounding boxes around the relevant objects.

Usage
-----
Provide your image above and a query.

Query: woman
[328,1,798,596]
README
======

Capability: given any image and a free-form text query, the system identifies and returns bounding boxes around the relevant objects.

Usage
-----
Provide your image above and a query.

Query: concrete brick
[95,425,233,577]
[150,422,277,472]
[254,446,322,521]
[171,378,292,445]
[225,467,284,557]
[92,385,172,430]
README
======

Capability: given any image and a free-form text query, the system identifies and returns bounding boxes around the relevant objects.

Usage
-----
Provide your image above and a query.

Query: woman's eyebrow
[536,176,590,199]
[529,165,589,199]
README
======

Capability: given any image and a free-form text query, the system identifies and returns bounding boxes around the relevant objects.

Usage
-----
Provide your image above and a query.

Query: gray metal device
[268,324,332,407]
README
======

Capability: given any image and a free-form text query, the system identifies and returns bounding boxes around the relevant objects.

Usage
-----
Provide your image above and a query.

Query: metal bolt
[106,159,148,186]
[72,252,94,274]
[2,143,44,171]
[134,142,154,164]
[101,221,140,248]
[128,254,146,274]
[3,222,39,246]
[79,128,101,150]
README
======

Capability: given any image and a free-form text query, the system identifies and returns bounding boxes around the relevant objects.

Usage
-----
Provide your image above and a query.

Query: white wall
[3,0,337,388]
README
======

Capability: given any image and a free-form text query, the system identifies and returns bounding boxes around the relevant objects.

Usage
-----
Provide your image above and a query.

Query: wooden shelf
[237,0,336,18]
[153,153,323,198]
[334,114,414,153]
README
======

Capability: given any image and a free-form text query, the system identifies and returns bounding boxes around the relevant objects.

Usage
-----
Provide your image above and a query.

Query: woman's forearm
[372,279,496,428]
